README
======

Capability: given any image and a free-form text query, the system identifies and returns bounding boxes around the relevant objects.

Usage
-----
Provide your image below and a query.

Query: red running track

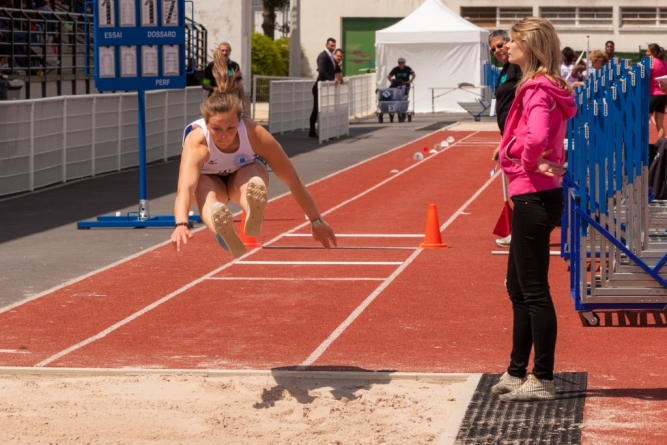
[1,128,666,444]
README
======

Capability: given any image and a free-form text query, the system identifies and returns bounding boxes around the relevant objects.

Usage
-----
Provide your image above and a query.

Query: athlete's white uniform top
[182,117,259,176]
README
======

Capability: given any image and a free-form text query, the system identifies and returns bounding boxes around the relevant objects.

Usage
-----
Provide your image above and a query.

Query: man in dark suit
[309,38,340,138]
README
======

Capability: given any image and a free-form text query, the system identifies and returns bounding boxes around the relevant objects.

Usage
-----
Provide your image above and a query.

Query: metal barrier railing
[0,6,207,99]
[561,57,666,325]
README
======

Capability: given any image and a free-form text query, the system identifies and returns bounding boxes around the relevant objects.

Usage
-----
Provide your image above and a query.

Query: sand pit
[0,370,471,444]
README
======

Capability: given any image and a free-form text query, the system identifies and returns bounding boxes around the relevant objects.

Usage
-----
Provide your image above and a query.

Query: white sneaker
[499,374,555,402]
[491,372,525,395]
[495,234,511,247]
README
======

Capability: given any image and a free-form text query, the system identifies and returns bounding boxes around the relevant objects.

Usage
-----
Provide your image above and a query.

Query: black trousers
[309,82,318,134]
[506,187,564,381]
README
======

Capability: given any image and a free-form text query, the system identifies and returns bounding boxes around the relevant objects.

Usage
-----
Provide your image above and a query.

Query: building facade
[194,1,665,81]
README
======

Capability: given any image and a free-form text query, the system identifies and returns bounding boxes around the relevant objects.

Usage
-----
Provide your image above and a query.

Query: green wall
[341,17,402,77]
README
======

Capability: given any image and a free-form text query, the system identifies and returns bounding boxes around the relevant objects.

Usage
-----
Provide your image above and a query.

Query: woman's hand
[535,150,566,177]
[492,144,500,161]
[171,225,193,251]
[312,221,338,249]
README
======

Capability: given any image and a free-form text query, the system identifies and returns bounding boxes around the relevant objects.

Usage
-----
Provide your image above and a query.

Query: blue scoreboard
[92,0,186,92]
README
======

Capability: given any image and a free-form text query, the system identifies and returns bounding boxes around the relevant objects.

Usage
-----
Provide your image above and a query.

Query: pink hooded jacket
[499,75,577,198]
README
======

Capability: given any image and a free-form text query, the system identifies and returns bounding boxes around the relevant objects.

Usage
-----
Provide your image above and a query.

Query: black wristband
[175,222,189,228]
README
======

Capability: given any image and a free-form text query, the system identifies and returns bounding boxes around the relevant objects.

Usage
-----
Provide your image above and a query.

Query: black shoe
[309,131,318,138]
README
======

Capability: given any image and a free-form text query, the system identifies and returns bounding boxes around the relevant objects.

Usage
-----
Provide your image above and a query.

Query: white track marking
[30,131,483,366]
[283,233,423,238]
[236,261,403,266]
[6,128,467,311]
[209,277,385,281]
[0,349,31,354]
[298,170,499,369]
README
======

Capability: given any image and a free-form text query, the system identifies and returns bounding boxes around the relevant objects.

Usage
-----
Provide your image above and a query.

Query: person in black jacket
[489,29,521,248]
[202,42,240,97]
[309,37,340,138]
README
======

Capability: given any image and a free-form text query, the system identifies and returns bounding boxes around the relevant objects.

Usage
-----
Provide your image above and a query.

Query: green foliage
[251,32,288,78]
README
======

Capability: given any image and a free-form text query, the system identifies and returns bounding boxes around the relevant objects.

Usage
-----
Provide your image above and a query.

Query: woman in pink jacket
[646,44,667,142]
[490,17,577,402]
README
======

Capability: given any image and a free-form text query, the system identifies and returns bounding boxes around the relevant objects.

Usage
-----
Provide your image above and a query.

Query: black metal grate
[455,372,587,444]
[415,122,456,131]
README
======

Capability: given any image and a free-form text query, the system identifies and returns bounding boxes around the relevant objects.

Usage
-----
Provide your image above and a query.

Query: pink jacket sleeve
[521,86,555,172]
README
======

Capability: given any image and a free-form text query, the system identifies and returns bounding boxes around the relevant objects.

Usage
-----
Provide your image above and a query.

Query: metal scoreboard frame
[92,0,187,92]
[78,0,201,229]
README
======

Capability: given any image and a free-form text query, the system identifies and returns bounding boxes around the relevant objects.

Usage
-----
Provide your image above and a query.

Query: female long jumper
[170,50,337,257]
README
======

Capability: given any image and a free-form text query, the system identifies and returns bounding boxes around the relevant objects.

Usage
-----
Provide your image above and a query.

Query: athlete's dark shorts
[650,95,667,114]
[206,156,268,188]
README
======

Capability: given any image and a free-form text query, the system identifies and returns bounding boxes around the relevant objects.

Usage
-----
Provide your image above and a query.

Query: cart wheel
[378,114,383,123]
[579,311,599,326]
[389,113,394,123]
[407,114,412,122]
[474,117,481,122]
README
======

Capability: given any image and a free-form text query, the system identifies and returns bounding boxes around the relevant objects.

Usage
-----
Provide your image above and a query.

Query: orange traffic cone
[239,210,262,248]
[419,204,447,249]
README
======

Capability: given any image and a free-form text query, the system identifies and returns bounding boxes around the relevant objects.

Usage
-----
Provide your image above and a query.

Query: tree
[261,0,289,41]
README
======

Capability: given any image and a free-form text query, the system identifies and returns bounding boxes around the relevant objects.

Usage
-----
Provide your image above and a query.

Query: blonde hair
[510,17,571,93]
[588,50,609,68]
[200,48,244,123]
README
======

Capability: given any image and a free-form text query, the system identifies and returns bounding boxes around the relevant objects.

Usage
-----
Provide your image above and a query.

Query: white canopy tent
[375,0,489,114]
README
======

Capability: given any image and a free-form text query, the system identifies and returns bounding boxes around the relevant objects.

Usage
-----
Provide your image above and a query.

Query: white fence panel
[94,95,122,175]
[146,91,167,164]
[268,79,312,134]
[317,81,349,143]
[33,97,65,190]
[119,93,139,170]
[0,86,207,197]
[347,74,375,119]
[65,96,95,182]
[0,102,32,195]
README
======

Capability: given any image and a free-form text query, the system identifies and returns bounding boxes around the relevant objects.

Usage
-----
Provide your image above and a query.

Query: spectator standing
[492,16,577,402]
[560,47,585,85]
[387,57,415,92]
[588,50,609,71]
[309,37,339,138]
[202,42,240,97]
[488,29,522,248]
[333,48,344,79]
[646,43,667,142]
[605,40,615,61]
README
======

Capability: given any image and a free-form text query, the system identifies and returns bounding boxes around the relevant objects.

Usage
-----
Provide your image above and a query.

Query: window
[461,7,532,29]
[621,8,667,27]
[540,7,612,27]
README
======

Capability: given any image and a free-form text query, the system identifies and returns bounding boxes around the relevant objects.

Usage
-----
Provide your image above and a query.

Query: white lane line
[298,171,499,369]
[208,277,385,281]
[31,131,481,367]
[283,234,423,238]
[4,126,465,312]
[0,349,31,354]
[236,261,403,266]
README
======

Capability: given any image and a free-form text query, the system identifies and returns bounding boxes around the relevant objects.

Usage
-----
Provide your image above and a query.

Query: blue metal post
[137,89,148,219]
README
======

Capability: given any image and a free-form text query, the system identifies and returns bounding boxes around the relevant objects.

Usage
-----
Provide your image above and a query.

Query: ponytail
[648,43,665,61]
[200,48,245,122]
